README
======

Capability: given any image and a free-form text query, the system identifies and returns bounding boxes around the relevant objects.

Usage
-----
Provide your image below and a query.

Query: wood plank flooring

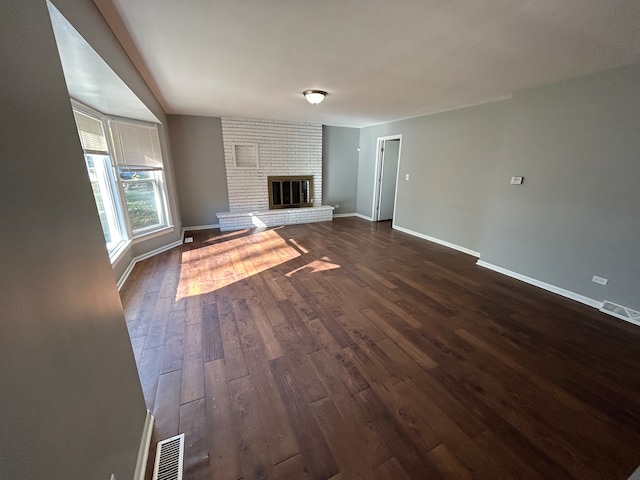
[120,218,640,480]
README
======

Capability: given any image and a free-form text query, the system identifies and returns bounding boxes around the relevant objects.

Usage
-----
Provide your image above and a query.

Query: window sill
[109,239,132,265]
[132,225,175,245]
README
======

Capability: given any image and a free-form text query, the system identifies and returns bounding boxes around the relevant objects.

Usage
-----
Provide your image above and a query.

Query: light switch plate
[510,176,524,185]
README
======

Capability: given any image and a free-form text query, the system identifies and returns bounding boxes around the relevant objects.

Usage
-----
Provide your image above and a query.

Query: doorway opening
[372,135,402,223]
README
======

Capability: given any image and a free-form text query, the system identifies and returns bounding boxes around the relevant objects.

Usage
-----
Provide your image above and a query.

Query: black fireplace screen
[268,175,313,209]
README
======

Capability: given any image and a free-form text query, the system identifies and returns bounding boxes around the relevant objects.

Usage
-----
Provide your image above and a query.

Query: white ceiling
[102,0,640,127]
[48,2,159,123]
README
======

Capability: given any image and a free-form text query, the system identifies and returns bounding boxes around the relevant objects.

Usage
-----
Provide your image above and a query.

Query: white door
[378,139,399,221]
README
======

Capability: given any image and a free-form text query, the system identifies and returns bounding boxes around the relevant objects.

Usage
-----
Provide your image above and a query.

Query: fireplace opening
[268,175,313,209]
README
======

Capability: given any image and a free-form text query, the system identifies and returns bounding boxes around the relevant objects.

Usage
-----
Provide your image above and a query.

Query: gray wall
[358,101,508,252]
[480,64,640,310]
[168,115,229,226]
[356,64,640,310]
[322,125,360,214]
[0,1,147,478]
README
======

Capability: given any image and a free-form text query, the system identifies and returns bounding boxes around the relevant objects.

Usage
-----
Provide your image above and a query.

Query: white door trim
[372,134,403,222]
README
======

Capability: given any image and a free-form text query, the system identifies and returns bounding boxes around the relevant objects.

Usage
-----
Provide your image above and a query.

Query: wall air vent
[152,433,184,480]
[599,301,640,326]
[233,142,259,169]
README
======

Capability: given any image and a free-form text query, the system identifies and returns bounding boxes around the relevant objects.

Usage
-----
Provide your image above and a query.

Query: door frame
[372,134,403,224]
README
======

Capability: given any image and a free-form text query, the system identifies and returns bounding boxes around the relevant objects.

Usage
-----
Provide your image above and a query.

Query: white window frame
[119,169,170,236]
[107,115,172,239]
[86,152,126,249]
[71,101,173,258]
[72,101,128,259]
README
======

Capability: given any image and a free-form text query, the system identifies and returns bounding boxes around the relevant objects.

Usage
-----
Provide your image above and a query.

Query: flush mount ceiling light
[303,90,327,105]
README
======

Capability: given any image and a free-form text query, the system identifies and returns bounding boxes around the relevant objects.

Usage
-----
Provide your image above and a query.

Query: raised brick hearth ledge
[216,206,334,232]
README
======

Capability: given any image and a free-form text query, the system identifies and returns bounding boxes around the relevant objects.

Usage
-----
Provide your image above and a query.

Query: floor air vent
[600,301,640,326]
[152,433,184,480]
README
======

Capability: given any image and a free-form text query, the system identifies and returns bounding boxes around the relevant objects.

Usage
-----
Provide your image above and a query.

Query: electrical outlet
[184,236,194,243]
[405,174,410,181]
[510,176,524,185]
[592,275,608,286]
[335,204,339,208]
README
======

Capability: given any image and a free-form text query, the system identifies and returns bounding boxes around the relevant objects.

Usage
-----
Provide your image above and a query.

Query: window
[108,119,169,235]
[73,109,125,254]
[119,170,163,231]
[86,154,124,251]
[72,104,172,259]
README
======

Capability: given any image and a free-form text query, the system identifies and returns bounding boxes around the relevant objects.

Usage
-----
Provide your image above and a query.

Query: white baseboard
[183,223,220,231]
[116,260,137,292]
[136,239,184,263]
[333,213,357,218]
[116,238,183,291]
[355,213,374,221]
[133,410,154,480]
[393,225,480,257]
[476,260,603,309]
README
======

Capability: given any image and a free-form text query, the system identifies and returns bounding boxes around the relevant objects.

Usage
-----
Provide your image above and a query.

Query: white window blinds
[109,120,163,169]
[73,110,109,154]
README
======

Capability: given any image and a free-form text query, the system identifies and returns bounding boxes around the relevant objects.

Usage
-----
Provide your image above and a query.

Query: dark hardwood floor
[120,218,640,480]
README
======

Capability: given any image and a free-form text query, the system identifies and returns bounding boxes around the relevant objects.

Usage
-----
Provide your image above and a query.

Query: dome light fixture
[303,90,327,105]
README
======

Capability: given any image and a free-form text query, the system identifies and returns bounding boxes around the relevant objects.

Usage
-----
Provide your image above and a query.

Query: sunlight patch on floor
[285,256,341,277]
[287,238,309,254]
[175,229,300,300]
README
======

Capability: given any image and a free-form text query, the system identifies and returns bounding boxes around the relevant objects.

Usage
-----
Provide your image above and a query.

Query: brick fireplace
[217,117,333,231]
